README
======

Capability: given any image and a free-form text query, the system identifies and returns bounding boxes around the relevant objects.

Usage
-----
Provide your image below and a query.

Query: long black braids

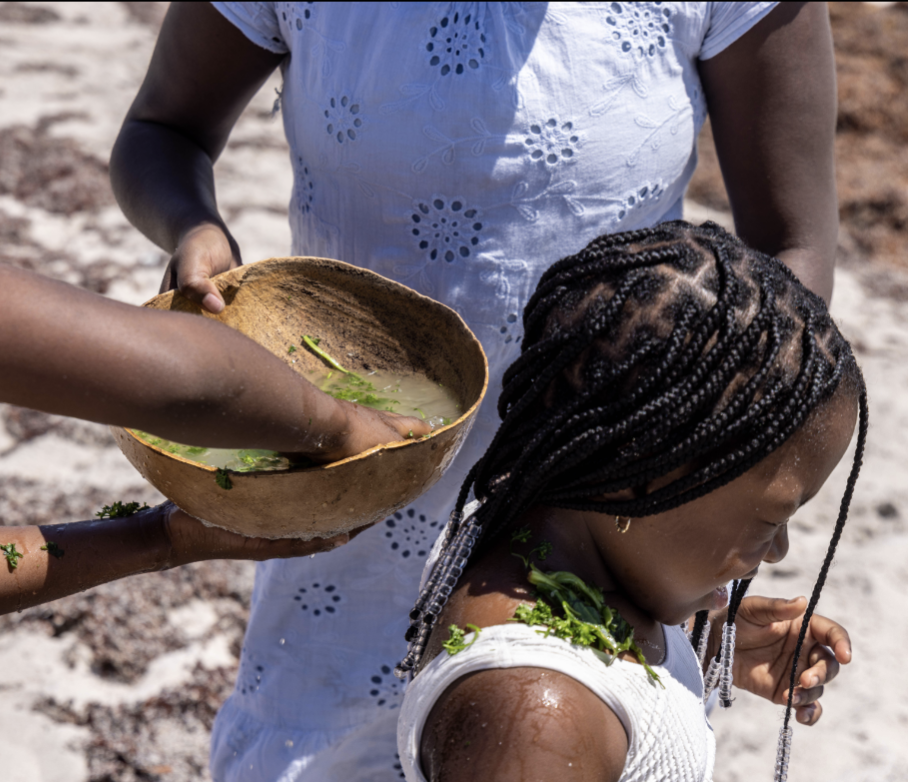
[396,220,866,777]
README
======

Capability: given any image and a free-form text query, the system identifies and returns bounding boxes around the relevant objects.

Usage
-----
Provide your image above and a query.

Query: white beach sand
[1,3,906,780]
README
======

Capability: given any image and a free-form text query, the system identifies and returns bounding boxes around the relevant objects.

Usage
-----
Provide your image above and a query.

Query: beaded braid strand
[773,385,869,782]
[700,578,752,707]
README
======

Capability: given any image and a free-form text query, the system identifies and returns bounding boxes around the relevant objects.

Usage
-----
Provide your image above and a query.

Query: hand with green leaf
[278,336,430,464]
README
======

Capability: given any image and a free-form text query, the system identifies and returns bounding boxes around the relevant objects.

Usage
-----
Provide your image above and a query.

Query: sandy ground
[0,3,907,781]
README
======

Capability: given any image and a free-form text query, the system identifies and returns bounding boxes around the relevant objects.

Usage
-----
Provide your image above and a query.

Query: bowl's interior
[150,257,486,422]
[114,257,488,538]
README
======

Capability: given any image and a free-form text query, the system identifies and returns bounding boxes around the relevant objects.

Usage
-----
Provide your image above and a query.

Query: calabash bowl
[111,257,488,539]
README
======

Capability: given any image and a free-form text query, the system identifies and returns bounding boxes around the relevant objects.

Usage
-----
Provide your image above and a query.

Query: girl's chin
[705,584,729,612]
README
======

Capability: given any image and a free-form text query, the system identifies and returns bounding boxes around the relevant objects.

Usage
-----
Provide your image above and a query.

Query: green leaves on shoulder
[442,623,482,656]
[510,542,662,686]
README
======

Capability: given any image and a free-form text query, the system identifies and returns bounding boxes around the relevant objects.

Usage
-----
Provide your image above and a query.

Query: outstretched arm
[0,265,429,462]
[0,503,349,616]
[110,2,283,312]
[699,2,838,302]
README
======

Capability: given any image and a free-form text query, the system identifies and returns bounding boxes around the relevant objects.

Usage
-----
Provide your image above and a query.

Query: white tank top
[397,622,715,782]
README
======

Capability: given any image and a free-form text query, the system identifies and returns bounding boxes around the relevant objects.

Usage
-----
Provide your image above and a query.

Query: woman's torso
[208,3,773,779]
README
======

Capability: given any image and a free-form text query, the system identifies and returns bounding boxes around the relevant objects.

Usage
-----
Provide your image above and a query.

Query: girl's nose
[762,522,790,564]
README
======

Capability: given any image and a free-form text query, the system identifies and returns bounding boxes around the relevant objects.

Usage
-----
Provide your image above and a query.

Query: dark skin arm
[421,668,627,782]
[699,2,838,302]
[0,265,427,460]
[0,502,350,615]
[0,265,429,614]
[110,2,283,312]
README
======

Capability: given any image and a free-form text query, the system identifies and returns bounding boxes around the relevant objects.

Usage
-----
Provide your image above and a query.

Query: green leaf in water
[302,335,358,377]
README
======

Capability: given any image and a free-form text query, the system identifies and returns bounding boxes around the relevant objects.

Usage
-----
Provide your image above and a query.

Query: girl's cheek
[712,544,765,582]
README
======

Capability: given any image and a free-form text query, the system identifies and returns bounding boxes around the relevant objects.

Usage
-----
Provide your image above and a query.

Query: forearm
[0,509,172,615]
[776,247,835,305]
[110,2,283,255]
[0,266,346,453]
[700,3,838,303]
[110,119,226,254]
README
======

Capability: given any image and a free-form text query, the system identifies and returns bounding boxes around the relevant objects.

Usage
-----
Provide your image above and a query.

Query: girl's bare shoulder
[419,665,628,782]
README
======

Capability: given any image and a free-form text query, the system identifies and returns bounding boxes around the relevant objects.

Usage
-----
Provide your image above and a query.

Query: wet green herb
[215,468,233,490]
[96,502,150,519]
[442,623,482,655]
[40,541,65,558]
[320,372,400,411]
[1,543,23,570]
[288,345,297,354]
[302,335,357,376]
[509,531,661,686]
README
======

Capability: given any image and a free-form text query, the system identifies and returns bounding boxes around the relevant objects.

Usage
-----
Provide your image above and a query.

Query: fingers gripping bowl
[111,257,488,540]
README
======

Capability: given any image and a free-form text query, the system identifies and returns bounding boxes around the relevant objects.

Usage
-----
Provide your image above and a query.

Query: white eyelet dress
[207,3,775,780]
[398,623,715,782]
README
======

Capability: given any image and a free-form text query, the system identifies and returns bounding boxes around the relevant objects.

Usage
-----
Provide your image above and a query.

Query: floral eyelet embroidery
[293,582,343,617]
[283,2,345,80]
[425,10,487,76]
[605,2,673,58]
[295,156,315,214]
[368,664,403,708]
[383,509,440,559]
[525,118,580,165]
[499,312,520,345]
[324,95,364,143]
[617,181,665,220]
[410,198,482,262]
[282,1,314,29]
[238,659,265,696]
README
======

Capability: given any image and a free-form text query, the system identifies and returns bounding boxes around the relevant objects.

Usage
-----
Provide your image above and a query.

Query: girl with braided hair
[396,221,866,782]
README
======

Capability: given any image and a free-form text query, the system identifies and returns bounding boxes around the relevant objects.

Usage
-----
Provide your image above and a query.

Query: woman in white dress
[109,3,840,779]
